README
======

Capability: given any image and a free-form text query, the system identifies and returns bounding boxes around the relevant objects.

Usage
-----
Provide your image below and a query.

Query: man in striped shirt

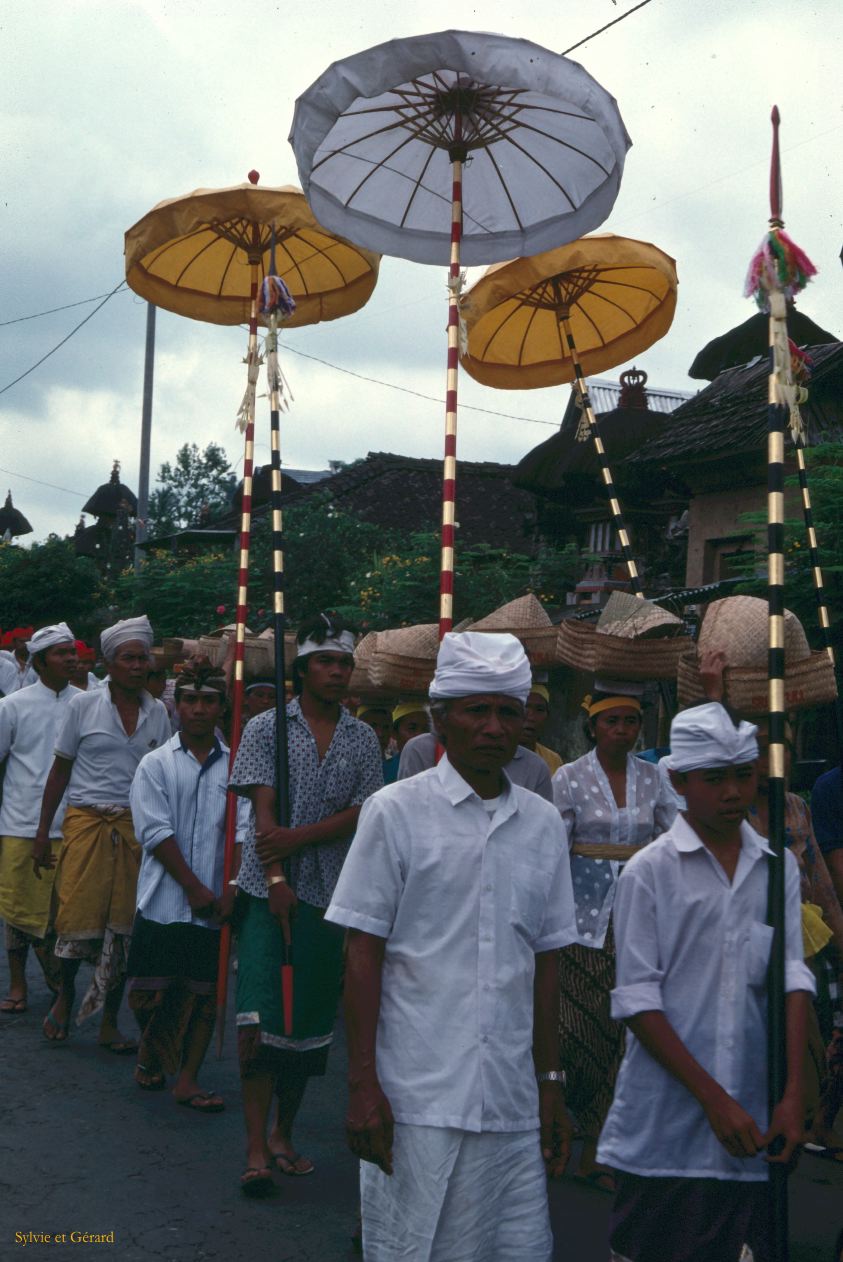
[127,660,228,1110]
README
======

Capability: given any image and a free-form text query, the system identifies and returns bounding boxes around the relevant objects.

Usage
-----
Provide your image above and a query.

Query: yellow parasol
[124,175,380,1053]
[461,233,677,595]
[125,179,379,327]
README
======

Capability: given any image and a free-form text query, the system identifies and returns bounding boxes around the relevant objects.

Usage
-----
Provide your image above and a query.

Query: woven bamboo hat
[468,594,561,667]
[557,592,692,680]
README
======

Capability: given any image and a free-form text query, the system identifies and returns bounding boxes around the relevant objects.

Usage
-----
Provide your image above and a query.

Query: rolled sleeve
[325,795,403,939]
[610,863,665,1020]
[130,757,175,852]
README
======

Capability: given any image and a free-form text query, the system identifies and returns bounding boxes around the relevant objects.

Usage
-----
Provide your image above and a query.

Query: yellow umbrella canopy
[461,234,677,389]
[124,181,380,327]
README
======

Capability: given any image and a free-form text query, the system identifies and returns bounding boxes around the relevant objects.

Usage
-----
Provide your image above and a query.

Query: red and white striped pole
[216,213,261,1055]
[439,114,465,640]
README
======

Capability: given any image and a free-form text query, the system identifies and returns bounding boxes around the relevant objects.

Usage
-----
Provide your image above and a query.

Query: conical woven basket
[368,624,440,694]
[468,594,562,666]
[698,596,810,668]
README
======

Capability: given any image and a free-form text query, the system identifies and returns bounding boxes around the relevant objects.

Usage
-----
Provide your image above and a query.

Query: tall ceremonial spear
[744,106,818,1262]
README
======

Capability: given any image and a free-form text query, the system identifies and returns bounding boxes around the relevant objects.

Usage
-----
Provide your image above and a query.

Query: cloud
[1,0,841,545]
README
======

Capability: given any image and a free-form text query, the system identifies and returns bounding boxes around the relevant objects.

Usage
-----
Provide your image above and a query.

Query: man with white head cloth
[597,702,815,1262]
[0,624,80,1012]
[34,615,171,1048]
[327,632,577,1261]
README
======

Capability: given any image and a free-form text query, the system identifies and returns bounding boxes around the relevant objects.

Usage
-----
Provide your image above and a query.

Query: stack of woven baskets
[677,595,838,714]
[556,592,692,680]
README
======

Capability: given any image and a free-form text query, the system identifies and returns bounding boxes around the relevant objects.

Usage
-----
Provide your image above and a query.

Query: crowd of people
[0,613,841,1262]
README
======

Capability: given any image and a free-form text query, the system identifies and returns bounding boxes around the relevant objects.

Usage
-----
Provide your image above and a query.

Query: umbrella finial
[248,170,260,185]
[769,106,782,225]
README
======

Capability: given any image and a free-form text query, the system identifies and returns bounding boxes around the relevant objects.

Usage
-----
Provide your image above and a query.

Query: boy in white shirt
[597,703,814,1262]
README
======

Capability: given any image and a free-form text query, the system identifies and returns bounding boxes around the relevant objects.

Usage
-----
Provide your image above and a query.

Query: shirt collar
[671,812,774,858]
[176,731,226,768]
[34,678,74,699]
[435,753,515,812]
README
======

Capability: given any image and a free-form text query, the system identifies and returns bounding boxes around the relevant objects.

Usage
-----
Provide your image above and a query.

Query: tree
[147,442,236,536]
[0,537,106,637]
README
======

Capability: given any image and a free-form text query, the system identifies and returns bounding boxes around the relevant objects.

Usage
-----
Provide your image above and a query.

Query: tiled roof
[627,341,843,466]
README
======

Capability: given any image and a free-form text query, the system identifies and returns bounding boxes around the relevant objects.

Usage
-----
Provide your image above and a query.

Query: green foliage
[110,550,237,639]
[147,442,236,535]
[737,443,843,647]
[0,537,105,636]
[335,532,584,629]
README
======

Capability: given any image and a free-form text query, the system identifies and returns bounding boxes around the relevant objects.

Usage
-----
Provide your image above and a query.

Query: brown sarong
[558,921,625,1138]
[610,1172,767,1262]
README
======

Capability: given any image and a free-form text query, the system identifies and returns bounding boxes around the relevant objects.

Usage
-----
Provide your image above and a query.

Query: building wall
[684,483,767,587]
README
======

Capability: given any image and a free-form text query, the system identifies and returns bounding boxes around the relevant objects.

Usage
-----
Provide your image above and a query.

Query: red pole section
[439,124,464,640]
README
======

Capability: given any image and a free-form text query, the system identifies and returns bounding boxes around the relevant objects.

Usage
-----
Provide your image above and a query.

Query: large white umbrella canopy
[289,29,631,267]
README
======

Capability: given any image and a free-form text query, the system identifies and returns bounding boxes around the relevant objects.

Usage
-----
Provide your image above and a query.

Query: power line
[0,464,86,498]
[0,285,129,327]
[0,280,127,397]
[280,344,560,427]
[561,0,657,56]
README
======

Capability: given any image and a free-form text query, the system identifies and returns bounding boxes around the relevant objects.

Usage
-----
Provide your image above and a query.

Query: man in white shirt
[0,625,80,1013]
[127,660,228,1110]
[34,616,171,1050]
[326,632,577,1262]
[597,703,815,1262]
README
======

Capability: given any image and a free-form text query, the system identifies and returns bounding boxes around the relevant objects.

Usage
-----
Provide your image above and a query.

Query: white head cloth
[666,702,759,773]
[100,615,154,660]
[430,632,532,705]
[296,630,355,659]
[26,623,74,657]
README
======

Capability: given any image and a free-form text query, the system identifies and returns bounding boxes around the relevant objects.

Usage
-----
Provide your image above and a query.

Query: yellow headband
[582,694,642,719]
[357,704,389,720]
[392,701,428,725]
[529,685,550,704]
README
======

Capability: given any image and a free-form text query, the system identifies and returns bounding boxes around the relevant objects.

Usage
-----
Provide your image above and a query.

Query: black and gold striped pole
[558,305,644,599]
[745,104,818,1262]
[264,228,296,1034]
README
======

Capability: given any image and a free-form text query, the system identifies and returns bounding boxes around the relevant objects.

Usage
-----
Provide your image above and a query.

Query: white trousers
[360,1124,553,1262]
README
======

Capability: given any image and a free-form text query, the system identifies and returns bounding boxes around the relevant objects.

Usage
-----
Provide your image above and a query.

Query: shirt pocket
[509,862,549,943]
[746,921,774,988]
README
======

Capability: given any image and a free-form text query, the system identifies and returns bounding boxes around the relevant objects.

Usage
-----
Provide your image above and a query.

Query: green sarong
[235,892,345,1078]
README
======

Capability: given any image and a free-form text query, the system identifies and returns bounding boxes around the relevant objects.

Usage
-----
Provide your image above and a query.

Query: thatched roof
[689,306,838,381]
[628,341,843,468]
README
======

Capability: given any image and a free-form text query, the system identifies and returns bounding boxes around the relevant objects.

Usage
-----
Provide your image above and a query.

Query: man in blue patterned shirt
[229,614,383,1196]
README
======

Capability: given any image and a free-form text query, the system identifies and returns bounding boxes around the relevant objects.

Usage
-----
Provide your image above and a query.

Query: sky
[2,0,841,543]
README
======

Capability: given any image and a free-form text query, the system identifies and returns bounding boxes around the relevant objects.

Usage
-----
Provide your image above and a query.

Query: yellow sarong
[0,836,62,938]
[54,807,140,940]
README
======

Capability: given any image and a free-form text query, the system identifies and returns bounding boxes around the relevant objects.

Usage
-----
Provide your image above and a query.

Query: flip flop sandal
[272,1151,315,1176]
[239,1166,274,1197]
[0,997,27,1014]
[134,1065,166,1091]
[42,1011,69,1043]
[100,1039,139,1055]
[176,1091,225,1113]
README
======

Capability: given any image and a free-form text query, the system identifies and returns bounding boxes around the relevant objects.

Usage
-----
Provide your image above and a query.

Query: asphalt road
[0,958,840,1262]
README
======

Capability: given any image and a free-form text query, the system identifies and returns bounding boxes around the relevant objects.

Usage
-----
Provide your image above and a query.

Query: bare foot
[98,1023,138,1054]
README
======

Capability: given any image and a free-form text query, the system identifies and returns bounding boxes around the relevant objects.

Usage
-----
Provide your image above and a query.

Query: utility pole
[134,303,156,573]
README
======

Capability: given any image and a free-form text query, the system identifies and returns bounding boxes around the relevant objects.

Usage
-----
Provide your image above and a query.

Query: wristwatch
[536,1070,566,1086]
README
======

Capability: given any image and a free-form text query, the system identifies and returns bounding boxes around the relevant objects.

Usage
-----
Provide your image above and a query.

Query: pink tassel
[743,226,817,311]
